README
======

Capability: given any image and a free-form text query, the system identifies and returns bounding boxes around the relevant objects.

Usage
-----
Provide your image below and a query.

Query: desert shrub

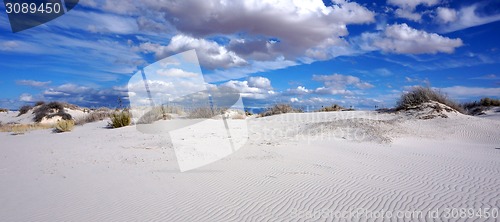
[260,104,303,117]
[0,108,8,113]
[109,111,131,128]
[245,110,253,116]
[55,120,75,133]
[17,105,32,116]
[396,86,464,113]
[317,104,345,112]
[188,106,225,119]
[34,101,45,106]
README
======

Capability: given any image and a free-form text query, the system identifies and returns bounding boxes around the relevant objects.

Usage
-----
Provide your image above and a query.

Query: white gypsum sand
[0,107,499,221]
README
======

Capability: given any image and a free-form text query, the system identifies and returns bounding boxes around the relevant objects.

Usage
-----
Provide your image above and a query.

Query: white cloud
[16,80,51,87]
[19,93,34,102]
[221,76,274,99]
[248,76,272,90]
[156,68,198,78]
[290,97,299,103]
[438,4,500,33]
[286,86,311,95]
[435,7,458,24]
[388,0,440,22]
[360,23,463,54]
[313,74,374,90]
[139,35,247,69]
[439,86,500,98]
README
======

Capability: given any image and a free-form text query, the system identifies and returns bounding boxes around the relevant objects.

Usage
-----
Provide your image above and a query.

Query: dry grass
[0,108,8,113]
[109,111,131,128]
[74,111,111,125]
[55,120,75,133]
[137,106,174,124]
[0,123,54,135]
[462,97,500,115]
[397,86,464,114]
[187,106,226,119]
[260,104,303,117]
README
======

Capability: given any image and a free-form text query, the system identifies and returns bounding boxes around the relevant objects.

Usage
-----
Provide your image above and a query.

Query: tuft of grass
[259,104,303,117]
[316,104,345,112]
[396,86,464,113]
[55,120,75,133]
[462,97,500,116]
[17,105,32,116]
[0,108,8,113]
[109,111,131,128]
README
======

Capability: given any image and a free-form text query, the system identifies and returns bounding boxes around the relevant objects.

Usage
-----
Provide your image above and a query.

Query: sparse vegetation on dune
[109,111,131,128]
[137,106,174,124]
[396,86,464,114]
[317,104,346,112]
[17,105,32,116]
[259,104,303,117]
[462,97,500,115]
[33,102,73,123]
[0,108,8,113]
[187,106,226,119]
[74,110,112,125]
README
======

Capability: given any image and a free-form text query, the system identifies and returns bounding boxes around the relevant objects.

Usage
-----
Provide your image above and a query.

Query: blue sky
[0,0,499,110]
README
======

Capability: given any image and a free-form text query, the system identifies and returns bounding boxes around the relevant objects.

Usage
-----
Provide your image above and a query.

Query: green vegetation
[109,111,131,128]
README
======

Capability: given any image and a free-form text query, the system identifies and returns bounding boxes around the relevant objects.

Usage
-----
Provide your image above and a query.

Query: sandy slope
[1,110,499,221]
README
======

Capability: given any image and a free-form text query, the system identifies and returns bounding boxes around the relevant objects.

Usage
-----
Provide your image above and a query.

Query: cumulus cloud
[435,7,458,24]
[19,93,34,102]
[16,80,51,87]
[437,3,500,33]
[156,68,198,78]
[359,23,463,54]
[286,86,312,95]
[221,76,274,99]
[388,0,440,22]
[139,35,247,69]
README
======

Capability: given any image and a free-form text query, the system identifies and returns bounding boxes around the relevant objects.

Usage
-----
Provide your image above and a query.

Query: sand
[1,108,499,221]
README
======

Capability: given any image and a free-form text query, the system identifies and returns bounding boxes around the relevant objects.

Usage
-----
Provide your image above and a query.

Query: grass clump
[317,104,345,112]
[396,86,464,113]
[260,104,303,117]
[462,97,500,115]
[17,105,32,116]
[75,110,111,125]
[55,120,75,133]
[109,111,131,128]
[0,123,54,135]
[137,106,173,124]
[0,108,8,113]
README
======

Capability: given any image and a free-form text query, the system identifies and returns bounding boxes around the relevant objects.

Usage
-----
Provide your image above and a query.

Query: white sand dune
[1,108,499,221]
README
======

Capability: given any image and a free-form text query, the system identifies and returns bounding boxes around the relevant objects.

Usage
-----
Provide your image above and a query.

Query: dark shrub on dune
[260,104,303,117]
[0,108,8,113]
[34,101,45,106]
[17,105,32,116]
[396,86,464,114]
[317,104,345,112]
[109,111,131,128]
[33,102,72,122]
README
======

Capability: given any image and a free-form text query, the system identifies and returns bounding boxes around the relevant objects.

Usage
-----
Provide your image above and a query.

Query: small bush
[317,104,345,112]
[34,101,45,106]
[55,120,74,133]
[109,111,131,128]
[137,106,173,124]
[17,105,32,116]
[0,108,8,113]
[396,86,464,113]
[260,104,303,117]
